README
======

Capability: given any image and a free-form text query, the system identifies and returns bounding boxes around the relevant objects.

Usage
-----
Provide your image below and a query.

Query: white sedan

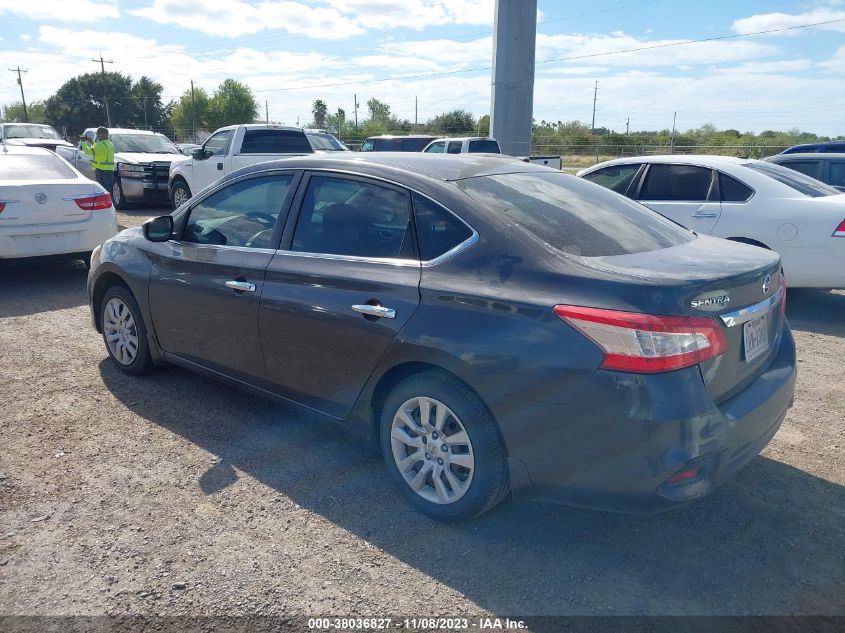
[0,145,117,266]
[578,155,845,288]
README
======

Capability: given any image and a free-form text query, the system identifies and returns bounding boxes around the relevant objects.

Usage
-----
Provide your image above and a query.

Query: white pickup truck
[168,124,347,208]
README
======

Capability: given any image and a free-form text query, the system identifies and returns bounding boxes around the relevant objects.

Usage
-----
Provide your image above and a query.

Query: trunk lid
[584,235,784,402]
[0,181,104,227]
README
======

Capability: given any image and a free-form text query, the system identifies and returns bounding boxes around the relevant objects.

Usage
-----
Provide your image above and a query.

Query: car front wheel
[171,180,191,210]
[101,285,153,375]
[112,178,130,210]
[380,371,509,521]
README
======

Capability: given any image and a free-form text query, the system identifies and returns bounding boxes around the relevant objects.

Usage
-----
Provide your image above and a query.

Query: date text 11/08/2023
[307,618,527,630]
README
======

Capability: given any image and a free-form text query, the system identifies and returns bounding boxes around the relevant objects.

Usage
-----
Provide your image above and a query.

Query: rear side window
[291,176,412,259]
[401,138,430,151]
[718,173,754,202]
[457,172,693,257]
[373,139,399,151]
[742,162,840,197]
[240,129,312,154]
[447,141,463,154]
[829,161,845,188]
[639,164,713,202]
[582,164,641,196]
[0,154,77,180]
[467,139,500,154]
[412,194,473,261]
[780,160,821,179]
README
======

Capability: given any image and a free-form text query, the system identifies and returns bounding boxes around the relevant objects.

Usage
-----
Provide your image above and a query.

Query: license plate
[743,314,769,363]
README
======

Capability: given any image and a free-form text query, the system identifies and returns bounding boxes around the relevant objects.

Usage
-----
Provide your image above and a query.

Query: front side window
[361,139,375,152]
[413,194,473,261]
[742,162,840,197]
[241,129,313,154]
[447,141,463,154]
[779,160,822,180]
[582,164,641,196]
[373,139,399,151]
[457,171,694,258]
[291,176,412,259]
[182,175,293,248]
[425,142,446,154]
[639,164,714,202]
[203,130,232,157]
[718,173,754,202]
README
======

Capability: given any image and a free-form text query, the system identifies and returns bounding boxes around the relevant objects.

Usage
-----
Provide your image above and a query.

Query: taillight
[554,305,727,374]
[0,202,5,213]
[74,194,112,210]
[833,219,845,237]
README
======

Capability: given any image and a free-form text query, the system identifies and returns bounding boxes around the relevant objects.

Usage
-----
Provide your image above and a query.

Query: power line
[249,16,845,93]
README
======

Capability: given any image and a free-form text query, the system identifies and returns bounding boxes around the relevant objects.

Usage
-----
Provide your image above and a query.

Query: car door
[147,171,299,383]
[192,129,233,194]
[635,163,721,233]
[260,172,422,417]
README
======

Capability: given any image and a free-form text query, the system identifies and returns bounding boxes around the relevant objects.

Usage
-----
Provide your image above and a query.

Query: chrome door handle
[225,280,256,292]
[691,211,718,218]
[352,304,396,319]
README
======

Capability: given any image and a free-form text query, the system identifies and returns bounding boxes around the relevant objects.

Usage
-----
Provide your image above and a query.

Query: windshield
[4,124,63,140]
[305,132,347,151]
[110,133,178,154]
[0,153,76,180]
[457,171,694,257]
[742,161,840,197]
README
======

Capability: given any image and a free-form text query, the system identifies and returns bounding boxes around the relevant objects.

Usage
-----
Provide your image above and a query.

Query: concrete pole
[490,0,537,156]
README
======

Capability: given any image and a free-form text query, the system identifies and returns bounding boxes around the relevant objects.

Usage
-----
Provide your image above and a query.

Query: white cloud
[129,0,364,39]
[319,0,492,29]
[732,8,845,35]
[819,45,845,72]
[0,0,118,21]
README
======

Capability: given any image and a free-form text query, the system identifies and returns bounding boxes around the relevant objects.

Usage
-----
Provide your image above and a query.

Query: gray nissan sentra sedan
[88,154,796,521]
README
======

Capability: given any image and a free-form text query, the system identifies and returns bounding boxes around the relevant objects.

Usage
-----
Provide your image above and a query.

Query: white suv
[423,137,501,154]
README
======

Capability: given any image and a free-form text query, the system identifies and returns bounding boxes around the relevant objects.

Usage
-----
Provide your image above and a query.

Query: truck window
[240,129,313,154]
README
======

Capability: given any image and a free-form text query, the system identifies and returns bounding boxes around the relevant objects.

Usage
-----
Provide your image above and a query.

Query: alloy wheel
[390,396,475,505]
[103,297,139,366]
[173,186,189,208]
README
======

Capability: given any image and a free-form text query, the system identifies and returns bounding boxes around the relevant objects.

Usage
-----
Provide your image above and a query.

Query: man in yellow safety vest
[80,126,116,193]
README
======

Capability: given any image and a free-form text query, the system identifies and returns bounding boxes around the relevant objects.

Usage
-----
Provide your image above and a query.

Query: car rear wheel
[380,371,509,521]
[171,180,191,210]
[101,285,152,375]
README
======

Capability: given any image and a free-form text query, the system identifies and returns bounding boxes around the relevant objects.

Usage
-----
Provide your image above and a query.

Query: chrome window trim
[719,285,784,327]
[274,250,421,267]
[166,240,276,255]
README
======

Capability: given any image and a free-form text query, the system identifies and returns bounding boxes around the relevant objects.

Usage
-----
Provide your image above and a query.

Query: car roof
[582,154,754,172]
[365,135,439,140]
[0,145,54,155]
[767,152,845,160]
[1,122,54,127]
[226,152,546,183]
[435,137,496,142]
[85,127,163,136]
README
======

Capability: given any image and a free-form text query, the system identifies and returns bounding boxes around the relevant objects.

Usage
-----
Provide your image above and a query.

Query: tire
[100,285,153,376]
[171,179,192,210]
[379,371,509,522]
[111,178,130,210]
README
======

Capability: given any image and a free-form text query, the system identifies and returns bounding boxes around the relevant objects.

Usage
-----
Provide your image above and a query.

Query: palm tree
[312,99,328,129]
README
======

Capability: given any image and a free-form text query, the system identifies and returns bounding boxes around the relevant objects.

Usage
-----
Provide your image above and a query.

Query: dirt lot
[1,206,844,621]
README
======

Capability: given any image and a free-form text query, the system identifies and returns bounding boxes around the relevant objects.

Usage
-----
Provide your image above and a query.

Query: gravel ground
[1,206,843,621]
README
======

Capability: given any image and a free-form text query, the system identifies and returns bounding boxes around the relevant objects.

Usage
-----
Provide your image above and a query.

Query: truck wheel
[171,180,191,210]
[111,178,130,210]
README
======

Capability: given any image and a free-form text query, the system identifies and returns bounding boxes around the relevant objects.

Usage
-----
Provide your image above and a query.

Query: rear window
[0,154,77,180]
[457,172,694,257]
[467,139,500,154]
[742,162,840,197]
[240,129,313,154]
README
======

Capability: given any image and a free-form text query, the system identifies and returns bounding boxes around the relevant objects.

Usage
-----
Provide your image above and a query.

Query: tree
[428,109,476,135]
[207,79,259,130]
[312,99,328,129]
[477,114,490,136]
[366,98,391,124]
[43,72,164,138]
[169,86,211,141]
[326,107,346,137]
[2,100,47,124]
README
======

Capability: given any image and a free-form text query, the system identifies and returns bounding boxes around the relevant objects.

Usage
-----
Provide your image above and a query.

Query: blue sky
[1,0,844,135]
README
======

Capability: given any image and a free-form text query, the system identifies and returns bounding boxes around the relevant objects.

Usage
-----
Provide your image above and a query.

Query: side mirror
[143,215,174,242]
[191,147,206,159]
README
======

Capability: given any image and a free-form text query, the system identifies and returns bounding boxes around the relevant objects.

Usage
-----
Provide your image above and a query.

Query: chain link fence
[530,144,792,169]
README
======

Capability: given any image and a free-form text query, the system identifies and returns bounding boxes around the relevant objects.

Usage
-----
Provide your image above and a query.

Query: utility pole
[591,80,598,134]
[670,111,677,154]
[92,54,114,127]
[415,96,418,127]
[143,97,148,128]
[626,117,630,136]
[265,100,269,124]
[353,93,359,130]
[8,67,28,122]
[190,80,196,142]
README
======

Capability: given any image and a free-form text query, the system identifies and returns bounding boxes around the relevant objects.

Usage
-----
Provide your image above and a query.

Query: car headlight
[118,163,145,177]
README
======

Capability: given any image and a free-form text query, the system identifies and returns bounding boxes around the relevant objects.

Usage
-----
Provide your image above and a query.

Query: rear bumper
[0,214,118,259]
[502,323,797,513]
